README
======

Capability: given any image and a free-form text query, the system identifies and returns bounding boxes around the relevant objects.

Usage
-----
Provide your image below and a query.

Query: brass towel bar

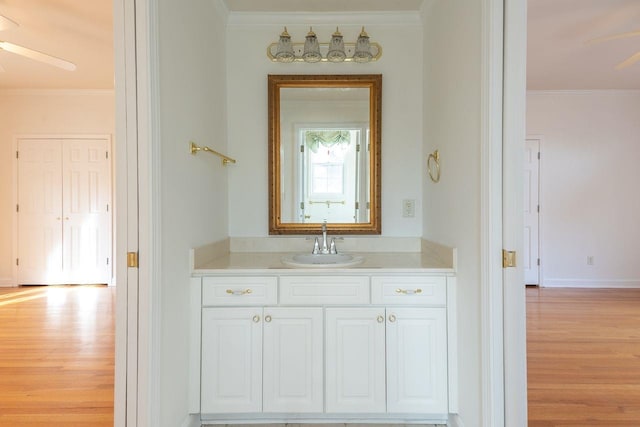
[189,141,236,166]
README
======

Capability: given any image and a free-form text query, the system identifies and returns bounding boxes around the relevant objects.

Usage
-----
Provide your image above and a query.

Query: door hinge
[106,204,109,212]
[106,257,110,265]
[537,152,540,160]
[502,249,516,268]
[16,204,19,213]
[355,201,359,209]
[300,202,304,210]
[300,145,304,153]
[356,144,361,152]
[537,204,540,213]
[127,252,139,268]
[106,151,109,159]
[537,258,540,266]
[16,151,19,159]
[16,258,19,266]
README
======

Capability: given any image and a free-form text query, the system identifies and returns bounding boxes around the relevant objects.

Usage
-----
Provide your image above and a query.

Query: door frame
[12,134,114,287]
[113,0,158,424]
[501,0,528,425]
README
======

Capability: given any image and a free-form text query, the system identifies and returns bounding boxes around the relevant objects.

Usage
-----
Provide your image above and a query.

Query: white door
[17,138,112,285]
[62,139,111,283]
[325,307,386,413]
[386,307,448,414]
[17,139,64,283]
[524,139,540,285]
[263,307,323,413]
[201,307,263,413]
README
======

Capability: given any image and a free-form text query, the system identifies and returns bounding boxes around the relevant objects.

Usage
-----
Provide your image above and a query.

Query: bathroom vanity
[189,242,458,425]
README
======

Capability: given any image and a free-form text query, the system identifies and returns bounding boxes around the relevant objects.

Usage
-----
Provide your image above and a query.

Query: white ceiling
[0,0,113,89]
[527,0,640,90]
[0,0,638,90]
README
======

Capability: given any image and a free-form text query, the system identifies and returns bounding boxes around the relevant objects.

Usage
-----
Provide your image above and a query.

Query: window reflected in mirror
[269,74,381,234]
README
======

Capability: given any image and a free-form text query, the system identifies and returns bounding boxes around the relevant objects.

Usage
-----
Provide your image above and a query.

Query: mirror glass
[269,74,381,234]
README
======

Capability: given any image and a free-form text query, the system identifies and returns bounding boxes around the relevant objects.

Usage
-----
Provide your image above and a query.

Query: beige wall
[0,90,115,286]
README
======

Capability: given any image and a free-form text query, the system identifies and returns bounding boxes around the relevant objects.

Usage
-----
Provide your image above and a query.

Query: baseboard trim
[543,279,640,288]
[448,413,465,427]
[180,414,201,427]
[0,278,16,287]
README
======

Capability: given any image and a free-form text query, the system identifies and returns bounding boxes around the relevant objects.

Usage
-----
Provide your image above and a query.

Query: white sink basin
[281,253,364,268]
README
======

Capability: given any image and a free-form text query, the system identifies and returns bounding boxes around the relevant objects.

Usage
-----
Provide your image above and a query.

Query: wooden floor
[0,285,115,426]
[2,285,639,426]
[527,287,640,426]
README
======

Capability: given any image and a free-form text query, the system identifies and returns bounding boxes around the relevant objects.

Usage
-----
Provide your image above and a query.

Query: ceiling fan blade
[0,14,18,31]
[0,40,76,71]
[615,51,640,70]
[586,29,640,45]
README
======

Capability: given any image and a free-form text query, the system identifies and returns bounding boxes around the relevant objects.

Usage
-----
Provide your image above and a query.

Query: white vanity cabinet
[386,307,448,413]
[325,308,448,414]
[201,307,263,413]
[262,307,323,413]
[325,307,386,413]
[195,272,456,424]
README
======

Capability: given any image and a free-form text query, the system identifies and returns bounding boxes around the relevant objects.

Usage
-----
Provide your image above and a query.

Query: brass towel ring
[427,149,441,183]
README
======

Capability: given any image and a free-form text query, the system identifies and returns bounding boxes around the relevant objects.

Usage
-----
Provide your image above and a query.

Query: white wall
[527,90,640,287]
[0,90,115,286]
[226,16,424,237]
[155,0,228,425]
[422,1,483,425]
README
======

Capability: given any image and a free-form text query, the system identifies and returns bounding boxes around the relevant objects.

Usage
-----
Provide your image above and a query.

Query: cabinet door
[201,307,262,413]
[386,307,448,413]
[325,308,386,413]
[263,307,323,413]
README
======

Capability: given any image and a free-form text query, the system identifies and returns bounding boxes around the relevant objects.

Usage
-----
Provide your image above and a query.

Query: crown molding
[227,11,421,26]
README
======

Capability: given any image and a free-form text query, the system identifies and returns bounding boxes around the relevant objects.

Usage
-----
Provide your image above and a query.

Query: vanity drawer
[371,276,446,306]
[202,276,277,306]
[279,276,370,305]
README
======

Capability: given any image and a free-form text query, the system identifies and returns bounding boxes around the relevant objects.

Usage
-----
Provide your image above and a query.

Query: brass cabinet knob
[388,314,396,323]
[252,315,260,323]
[265,315,272,323]
[377,315,384,323]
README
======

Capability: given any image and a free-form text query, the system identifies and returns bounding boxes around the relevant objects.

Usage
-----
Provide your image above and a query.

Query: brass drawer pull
[388,314,396,323]
[377,315,384,323]
[395,288,422,295]
[252,315,260,323]
[226,289,253,296]
[265,315,272,323]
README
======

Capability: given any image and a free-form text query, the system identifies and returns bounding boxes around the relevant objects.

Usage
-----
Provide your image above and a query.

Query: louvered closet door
[17,139,64,284]
[62,139,111,284]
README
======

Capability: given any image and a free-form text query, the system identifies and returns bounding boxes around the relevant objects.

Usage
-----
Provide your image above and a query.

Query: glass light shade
[353,26,373,63]
[302,27,322,63]
[327,27,346,62]
[275,27,295,63]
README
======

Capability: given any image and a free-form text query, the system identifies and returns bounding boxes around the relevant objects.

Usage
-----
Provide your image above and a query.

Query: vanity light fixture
[268,26,382,63]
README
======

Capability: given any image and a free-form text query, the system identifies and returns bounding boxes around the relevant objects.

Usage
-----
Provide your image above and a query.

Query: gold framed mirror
[268,74,381,235]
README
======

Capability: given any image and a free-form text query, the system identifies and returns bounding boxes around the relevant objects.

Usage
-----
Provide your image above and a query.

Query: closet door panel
[17,139,64,284]
[62,139,111,283]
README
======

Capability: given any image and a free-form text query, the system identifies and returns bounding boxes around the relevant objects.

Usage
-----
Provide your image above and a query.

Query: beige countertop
[192,251,455,275]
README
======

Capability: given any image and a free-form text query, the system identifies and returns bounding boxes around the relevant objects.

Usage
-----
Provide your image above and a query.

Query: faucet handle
[329,237,337,254]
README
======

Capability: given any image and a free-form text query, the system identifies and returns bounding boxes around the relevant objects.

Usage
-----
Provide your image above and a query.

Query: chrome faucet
[312,221,337,255]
